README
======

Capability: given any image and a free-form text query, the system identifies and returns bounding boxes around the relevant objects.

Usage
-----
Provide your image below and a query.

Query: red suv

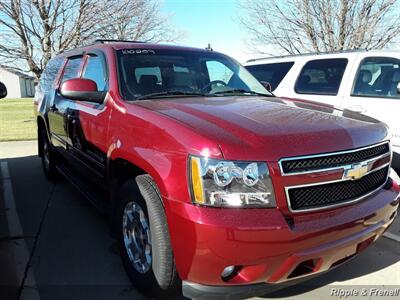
[34,40,399,299]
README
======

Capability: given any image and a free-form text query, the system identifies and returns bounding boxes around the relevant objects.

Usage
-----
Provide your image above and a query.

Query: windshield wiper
[135,91,214,100]
[213,89,273,97]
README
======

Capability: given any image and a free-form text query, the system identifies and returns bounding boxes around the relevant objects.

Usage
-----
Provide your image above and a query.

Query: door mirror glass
[397,82,400,95]
[60,78,105,103]
[0,81,7,99]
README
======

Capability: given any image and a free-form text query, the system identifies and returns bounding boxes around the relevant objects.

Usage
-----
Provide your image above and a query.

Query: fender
[107,142,189,203]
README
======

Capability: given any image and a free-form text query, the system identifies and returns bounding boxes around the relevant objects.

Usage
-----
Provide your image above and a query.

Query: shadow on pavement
[0,155,186,300]
[1,154,399,300]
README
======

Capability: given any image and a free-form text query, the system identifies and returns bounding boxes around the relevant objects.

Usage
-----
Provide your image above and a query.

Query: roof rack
[246,49,371,63]
[92,39,146,44]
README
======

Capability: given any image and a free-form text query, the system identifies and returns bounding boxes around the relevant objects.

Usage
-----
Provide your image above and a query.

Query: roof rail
[246,49,370,63]
[92,39,146,44]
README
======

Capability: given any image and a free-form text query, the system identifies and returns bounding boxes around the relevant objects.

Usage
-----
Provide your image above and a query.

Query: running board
[56,164,109,213]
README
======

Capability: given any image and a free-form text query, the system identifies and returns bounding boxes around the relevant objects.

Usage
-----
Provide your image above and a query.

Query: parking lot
[1,141,399,300]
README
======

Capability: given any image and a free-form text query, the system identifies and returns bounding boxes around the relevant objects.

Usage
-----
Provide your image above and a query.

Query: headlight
[190,156,276,207]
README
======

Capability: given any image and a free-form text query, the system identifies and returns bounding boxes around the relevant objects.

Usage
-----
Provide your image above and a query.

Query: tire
[116,175,180,297]
[40,129,61,181]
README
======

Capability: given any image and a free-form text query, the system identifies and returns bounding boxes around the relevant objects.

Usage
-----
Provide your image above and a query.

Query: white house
[0,67,35,98]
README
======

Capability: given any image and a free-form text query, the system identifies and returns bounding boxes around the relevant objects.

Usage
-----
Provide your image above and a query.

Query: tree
[0,0,99,79]
[0,0,181,79]
[93,0,182,43]
[239,0,400,55]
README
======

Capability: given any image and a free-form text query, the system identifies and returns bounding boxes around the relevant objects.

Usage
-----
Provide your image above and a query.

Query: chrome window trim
[279,140,391,176]
[285,163,391,213]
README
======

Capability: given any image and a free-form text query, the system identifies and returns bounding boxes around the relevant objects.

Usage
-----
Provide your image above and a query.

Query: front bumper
[182,275,315,300]
[165,184,399,298]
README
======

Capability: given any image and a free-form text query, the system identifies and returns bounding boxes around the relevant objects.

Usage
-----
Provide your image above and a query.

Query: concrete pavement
[0,141,399,300]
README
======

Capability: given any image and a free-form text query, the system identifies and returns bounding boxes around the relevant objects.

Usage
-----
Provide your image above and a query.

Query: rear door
[343,55,400,149]
[48,56,84,151]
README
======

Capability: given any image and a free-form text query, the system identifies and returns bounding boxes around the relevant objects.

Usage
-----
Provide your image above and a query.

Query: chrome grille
[281,143,390,174]
[288,167,389,211]
[281,142,391,212]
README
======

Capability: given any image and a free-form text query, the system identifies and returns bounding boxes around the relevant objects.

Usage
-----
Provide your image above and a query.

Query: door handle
[49,104,58,112]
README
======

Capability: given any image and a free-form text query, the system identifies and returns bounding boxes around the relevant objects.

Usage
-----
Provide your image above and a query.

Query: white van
[245,50,400,173]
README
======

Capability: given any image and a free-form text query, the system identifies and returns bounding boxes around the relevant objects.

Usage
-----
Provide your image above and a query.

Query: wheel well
[108,158,147,187]
[108,159,148,228]
[37,117,46,157]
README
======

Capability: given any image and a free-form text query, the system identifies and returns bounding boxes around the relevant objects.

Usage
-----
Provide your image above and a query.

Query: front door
[48,56,84,152]
[63,52,110,187]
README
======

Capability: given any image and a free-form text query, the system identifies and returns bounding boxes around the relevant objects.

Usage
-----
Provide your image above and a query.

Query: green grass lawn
[0,98,37,141]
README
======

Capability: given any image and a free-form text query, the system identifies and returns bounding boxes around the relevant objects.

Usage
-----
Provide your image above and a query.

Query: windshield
[116,49,271,100]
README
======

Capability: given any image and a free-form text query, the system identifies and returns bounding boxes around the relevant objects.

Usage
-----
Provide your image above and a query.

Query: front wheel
[40,130,61,181]
[116,175,180,297]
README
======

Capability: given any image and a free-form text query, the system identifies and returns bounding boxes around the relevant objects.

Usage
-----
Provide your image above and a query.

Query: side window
[39,57,64,93]
[82,55,107,91]
[352,57,400,98]
[61,57,83,83]
[295,59,348,95]
[206,60,234,84]
[246,62,294,91]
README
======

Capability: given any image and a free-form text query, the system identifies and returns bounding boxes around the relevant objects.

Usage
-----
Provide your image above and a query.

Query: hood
[133,96,388,161]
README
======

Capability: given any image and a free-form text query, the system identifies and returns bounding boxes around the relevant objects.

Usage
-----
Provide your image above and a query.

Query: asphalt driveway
[0,141,399,300]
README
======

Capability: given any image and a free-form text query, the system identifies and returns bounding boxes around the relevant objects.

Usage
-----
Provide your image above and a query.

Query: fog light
[221,265,237,280]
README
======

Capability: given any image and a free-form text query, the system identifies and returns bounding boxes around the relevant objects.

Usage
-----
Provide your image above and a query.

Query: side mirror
[261,81,272,93]
[397,82,400,95]
[0,81,7,99]
[60,78,105,103]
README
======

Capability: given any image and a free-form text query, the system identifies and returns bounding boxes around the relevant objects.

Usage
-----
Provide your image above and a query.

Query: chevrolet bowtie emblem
[344,162,370,180]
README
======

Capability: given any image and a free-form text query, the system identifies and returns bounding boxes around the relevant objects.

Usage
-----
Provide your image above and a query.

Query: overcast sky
[162,0,271,63]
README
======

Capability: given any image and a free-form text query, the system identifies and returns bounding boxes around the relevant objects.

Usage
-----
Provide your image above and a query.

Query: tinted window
[62,57,83,83]
[295,59,348,95]
[39,57,64,93]
[117,49,269,99]
[352,57,400,98]
[82,55,107,91]
[246,62,294,91]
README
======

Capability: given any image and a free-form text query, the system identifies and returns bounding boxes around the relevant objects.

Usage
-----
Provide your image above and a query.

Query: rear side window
[352,57,400,98]
[39,57,64,93]
[246,62,294,91]
[295,59,348,95]
[82,55,107,91]
[61,57,83,83]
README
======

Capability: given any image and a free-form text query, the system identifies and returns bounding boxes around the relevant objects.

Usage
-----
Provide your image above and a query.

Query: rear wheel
[116,175,180,296]
[40,130,61,181]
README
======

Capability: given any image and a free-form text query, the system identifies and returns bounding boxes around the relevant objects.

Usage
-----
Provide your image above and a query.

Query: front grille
[281,143,390,174]
[288,167,388,211]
